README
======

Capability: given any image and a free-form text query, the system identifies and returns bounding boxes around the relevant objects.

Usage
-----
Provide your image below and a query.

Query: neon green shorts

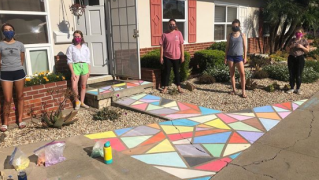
[73,63,89,76]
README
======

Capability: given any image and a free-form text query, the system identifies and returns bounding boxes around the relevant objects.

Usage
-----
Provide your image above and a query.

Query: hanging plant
[69,3,86,16]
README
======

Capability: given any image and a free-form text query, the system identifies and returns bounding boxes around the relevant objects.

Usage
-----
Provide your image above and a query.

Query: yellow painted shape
[189,115,217,123]
[131,101,145,105]
[205,118,231,130]
[113,83,126,87]
[223,144,251,156]
[85,131,116,139]
[161,125,194,134]
[163,101,178,108]
[234,113,256,117]
[256,113,281,120]
[147,139,175,153]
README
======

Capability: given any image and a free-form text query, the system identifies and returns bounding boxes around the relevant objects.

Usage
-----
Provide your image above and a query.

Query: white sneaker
[81,103,89,109]
[286,89,294,94]
[295,89,303,95]
[75,101,81,110]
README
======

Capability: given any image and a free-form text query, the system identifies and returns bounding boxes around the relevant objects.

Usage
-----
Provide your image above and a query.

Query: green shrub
[302,67,319,83]
[305,60,319,73]
[313,38,319,47]
[253,70,269,79]
[193,50,225,73]
[207,42,227,52]
[249,55,271,70]
[93,107,120,121]
[307,49,319,60]
[203,65,251,82]
[141,49,191,83]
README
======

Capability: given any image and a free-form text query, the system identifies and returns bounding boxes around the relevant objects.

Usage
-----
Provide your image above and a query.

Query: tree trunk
[269,21,281,54]
[277,20,289,51]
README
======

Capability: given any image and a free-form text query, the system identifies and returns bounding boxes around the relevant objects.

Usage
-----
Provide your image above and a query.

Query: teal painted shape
[142,94,161,100]
[253,105,274,113]
[230,152,241,159]
[115,128,132,136]
[87,91,98,95]
[151,101,160,106]
[190,177,212,180]
[259,118,280,131]
[159,119,199,126]
[131,152,187,168]
[199,106,221,115]
[193,132,231,143]
[141,81,151,85]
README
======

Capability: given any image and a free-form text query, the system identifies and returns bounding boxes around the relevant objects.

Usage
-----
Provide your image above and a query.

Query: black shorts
[0,69,26,82]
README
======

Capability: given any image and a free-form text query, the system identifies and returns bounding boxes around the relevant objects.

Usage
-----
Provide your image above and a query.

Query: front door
[107,0,140,79]
[75,0,108,74]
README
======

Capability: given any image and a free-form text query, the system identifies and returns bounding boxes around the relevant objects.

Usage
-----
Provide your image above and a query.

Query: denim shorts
[227,55,244,63]
[0,69,26,82]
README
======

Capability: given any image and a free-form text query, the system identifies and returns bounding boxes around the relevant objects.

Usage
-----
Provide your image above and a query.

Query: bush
[253,70,269,79]
[204,65,251,82]
[25,71,66,87]
[307,49,319,60]
[305,60,319,73]
[198,74,216,84]
[141,49,191,83]
[93,107,120,121]
[193,50,225,73]
[249,54,271,70]
[302,67,319,83]
[313,38,319,47]
[207,42,227,52]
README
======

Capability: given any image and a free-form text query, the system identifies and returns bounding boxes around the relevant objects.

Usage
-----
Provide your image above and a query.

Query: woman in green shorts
[66,30,91,110]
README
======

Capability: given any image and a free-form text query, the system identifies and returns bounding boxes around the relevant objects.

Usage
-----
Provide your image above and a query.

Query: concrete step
[87,75,113,85]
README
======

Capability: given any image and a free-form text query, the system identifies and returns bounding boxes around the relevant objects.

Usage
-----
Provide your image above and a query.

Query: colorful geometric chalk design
[85,96,307,179]
[86,80,152,95]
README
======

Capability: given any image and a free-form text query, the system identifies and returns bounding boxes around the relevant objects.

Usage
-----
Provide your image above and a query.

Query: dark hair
[72,30,85,45]
[295,27,304,33]
[1,23,15,32]
[232,19,241,26]
[168,19,179,31]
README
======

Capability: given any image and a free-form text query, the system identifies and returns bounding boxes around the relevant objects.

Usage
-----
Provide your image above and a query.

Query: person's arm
[180,32,185,63]
[159,34,165,64]
[225,34,230,65]
[242,33,247,63]
[297,40,310,53]
[20,52,25,66]
[66,46,76,81]
[87,46,91,77]
[0,53,2,69]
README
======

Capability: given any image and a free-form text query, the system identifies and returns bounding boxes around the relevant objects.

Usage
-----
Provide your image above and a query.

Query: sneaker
[81,103,89,109]
[295,89,303,95]
[75,101,81,110]
[286,89,294,94]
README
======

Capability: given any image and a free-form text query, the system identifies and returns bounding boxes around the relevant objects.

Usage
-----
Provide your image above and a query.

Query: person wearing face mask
[66,30,91,110]
[0,23,26,132]
[225,19,247,98]
[286,27,310,95]
[159,19,184,94]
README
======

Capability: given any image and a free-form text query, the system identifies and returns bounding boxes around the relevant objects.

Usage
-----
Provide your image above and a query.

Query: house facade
[0,0,265,80]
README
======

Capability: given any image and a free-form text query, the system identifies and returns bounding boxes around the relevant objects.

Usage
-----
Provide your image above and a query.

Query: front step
[87,75,113,85]
[85,80,153,109]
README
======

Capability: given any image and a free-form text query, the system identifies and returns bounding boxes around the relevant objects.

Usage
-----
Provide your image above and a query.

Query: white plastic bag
[9,147,30,171]
[34,141,66,167]
[91,140,104,158]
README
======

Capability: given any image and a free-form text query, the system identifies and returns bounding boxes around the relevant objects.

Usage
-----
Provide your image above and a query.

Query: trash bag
[34,141,66,167]
[91,140,104,158]
[9,147,30,171]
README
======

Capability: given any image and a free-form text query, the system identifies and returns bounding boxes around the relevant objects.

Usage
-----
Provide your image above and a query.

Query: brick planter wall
[0,81,73,125]
[141,68,161,89]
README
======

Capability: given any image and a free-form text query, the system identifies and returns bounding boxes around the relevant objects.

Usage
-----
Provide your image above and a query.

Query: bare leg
[14,79,25,124]
[235,61,246,97]
[227,61,236,94]
[1,81,13,128]
[80,74,89,103]
[71,75,80,102]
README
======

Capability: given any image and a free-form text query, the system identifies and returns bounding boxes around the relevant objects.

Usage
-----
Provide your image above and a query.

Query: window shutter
[188,0,196,43]
[150,0,162,46]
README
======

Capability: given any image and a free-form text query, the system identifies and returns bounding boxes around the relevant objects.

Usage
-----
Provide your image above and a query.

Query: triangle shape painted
[154,166,215,179]
[199,106,221,115]
[292,103,299,110]
[148,123,161,129]
[131,94,147,100]
[273,103,290,110]
[169,107,180,111]
[175,144,210,157]
[203,144,225,157]
[85,131,116,139]
[256,113,281,120]
[131,103,148,111]
[140,132,166,146]
[205,119,231,130]
[253,105,274,113]
[121,144,155,155]
[163,101,178,108]
[195,129,230,137]
[229,122,261,132]
[114,128,132,136]
[189,115,218,123]
[242,118,266,132]
[190,177,212,180]
[121,136,152,148]
[223,144,251,156]
[184,156,217,167]
[230,152,241,159]
[232,113,255,117]
[178,102,191,111]
[228,132,249,143]
[195,157,232,171]
[132,152,187,168]
[168,132,193,141]
[183,102,201,111]
[217,113,238,123]
[172,138,192,145]
[160,119,199,126]
[281,102,292,110]
[143,94,161,100]
[278,112,291,119]
[146,104,163,111]
[147,139,175,153]
[160,98,175,106]
[294,100,306,106]
[259,118,280,131]
[237,131,264,143]
[175,109,201,114]
[227,114,252,121]
[161,125,194,134]
[131,101,144,105]
[193,132,232,143]
[122,126,160,137]
[151,101,160,106]
[272,106,290,112]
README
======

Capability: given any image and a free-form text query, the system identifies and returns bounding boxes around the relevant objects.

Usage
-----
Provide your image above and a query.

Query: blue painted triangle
[115,128,132,136]
[259,118,280,131]
[253,105,274,113]
[151,101,160,106]
[87,91,98,95]
[193,131,232,143]
[142,95,161,100]
[159,119,199,126]
[131,152,187,168]
[190,176,212,180]
[199,106,221,115]
[230,152,241,159]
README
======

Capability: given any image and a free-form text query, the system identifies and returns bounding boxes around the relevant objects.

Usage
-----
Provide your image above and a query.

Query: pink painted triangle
[226,114,252,121]
[217,113,238,123]
[292,103,299,111]
[131,103,148,111]
[165,114,201,119]
[195,157,232,171]
[274,104,290,110]
[178,102,191,111]
[278,112,291,119]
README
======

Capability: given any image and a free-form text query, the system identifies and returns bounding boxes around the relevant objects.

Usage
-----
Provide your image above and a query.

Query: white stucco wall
[196,1,215,43]
[48,0,76,55]
[137,0,151,49]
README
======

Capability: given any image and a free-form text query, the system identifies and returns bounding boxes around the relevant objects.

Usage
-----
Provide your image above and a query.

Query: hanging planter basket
[69,4,86,17]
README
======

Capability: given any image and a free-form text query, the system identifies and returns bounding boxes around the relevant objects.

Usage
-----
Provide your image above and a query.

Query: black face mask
[169,25,176,31]
[232,26,240,32]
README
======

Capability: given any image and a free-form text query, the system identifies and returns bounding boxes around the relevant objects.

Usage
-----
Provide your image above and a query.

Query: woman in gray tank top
[225,19,247,98]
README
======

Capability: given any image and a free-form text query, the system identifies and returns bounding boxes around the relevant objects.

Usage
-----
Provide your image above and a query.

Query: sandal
[0,125,8,132]
[18,122,26,129]
[241,94,247,98]
[178,89,184,94]
[161,88,168,94]
[229,91,237,95]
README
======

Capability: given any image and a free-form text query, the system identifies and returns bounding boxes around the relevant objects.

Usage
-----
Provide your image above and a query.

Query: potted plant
[69,3,86,17]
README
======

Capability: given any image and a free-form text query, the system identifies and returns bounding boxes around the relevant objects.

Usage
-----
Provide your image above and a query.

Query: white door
[239,6,248,46]
[107,0,141,79]
[76,0,108,74]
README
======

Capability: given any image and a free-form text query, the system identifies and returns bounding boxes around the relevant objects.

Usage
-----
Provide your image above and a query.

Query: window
[214,5,238,41]
[162,0,187,42]
[0,0,53,76]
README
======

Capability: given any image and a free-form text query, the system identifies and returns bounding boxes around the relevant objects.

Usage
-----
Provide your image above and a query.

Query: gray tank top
[227,33,244,56]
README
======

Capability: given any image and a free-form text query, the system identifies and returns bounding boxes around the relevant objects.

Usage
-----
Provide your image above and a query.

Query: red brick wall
[248,37,270,54]
[1,81,73,125]
[141,68,161,88]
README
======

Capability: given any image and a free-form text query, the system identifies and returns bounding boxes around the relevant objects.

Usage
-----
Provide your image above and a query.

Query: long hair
[1,23,16,40]
[232,19,241,26]
[168,19,179,31]
[72,30,85,45]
